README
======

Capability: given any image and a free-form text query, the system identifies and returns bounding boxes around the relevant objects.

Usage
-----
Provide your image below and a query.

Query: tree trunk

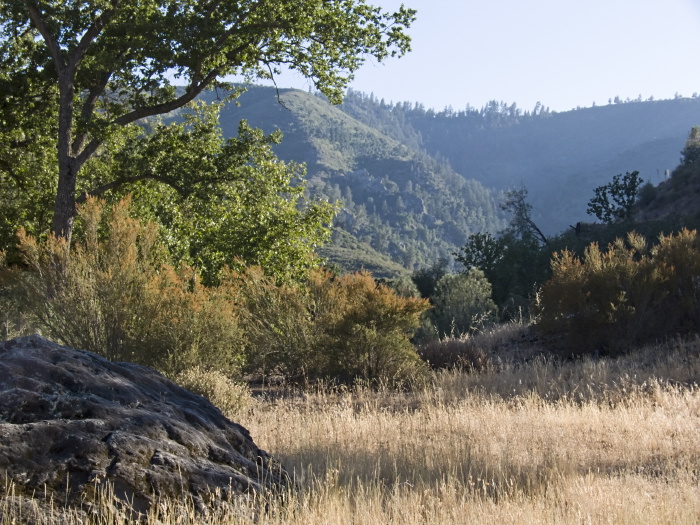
[51,162,78,243]
[51,74,77,243]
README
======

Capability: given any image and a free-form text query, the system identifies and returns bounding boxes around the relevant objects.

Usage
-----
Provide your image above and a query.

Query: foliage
[587,171,643,224]
[453,233,504,275]
[427,269,498,338]
[636,181,657,208]
[237,267,430,385]
[309,270,429,383]
[0,0,415,241]
[230,266,316,380]
[411,258,449,300]
[681,126,700,165]
[417,336,491,372]
[7,197,245,375]
[1,100,336,284]
[228,87,506,271]
[339,92,700,237]
[318,228,409,281]
[2,195,429,385]
[454,232,550,320]
[536,229,700,355]
[500,187,547,245]
[173,367,252,419]
[382,274,421,298]
[122,103,335,283]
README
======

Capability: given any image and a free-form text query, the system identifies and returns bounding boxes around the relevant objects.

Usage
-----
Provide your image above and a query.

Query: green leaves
[587,171,643,224]
[0,0,414,240]
[110,104,336,284]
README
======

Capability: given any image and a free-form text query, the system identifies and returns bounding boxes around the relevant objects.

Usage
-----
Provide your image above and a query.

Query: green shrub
[11,197,245,375]
[536,230,700,354]
[231,265,316,380]
[428,269,498,338]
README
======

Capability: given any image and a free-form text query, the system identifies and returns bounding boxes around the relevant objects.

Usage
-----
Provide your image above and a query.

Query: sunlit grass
[3,333,700,524]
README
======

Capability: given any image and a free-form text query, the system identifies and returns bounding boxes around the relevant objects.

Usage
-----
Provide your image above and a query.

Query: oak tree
[0,0,415,241]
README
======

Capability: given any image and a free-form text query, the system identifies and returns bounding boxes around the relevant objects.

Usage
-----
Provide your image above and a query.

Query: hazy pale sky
[266,0,700,112]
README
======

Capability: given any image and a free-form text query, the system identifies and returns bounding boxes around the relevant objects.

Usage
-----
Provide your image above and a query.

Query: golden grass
[3,334,700,524]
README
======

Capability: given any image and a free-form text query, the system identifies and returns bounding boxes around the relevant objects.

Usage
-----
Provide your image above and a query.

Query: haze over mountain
[204,86,700,274]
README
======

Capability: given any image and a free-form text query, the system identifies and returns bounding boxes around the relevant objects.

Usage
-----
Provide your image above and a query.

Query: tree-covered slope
[339,92,700,235]
[211,86,505,270]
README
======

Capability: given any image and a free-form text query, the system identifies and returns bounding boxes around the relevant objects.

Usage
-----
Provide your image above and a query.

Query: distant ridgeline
[206,86,700,274]
[339,90,700,236]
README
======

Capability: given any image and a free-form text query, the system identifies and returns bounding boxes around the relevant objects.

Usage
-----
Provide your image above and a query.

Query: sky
[258,0,700,113]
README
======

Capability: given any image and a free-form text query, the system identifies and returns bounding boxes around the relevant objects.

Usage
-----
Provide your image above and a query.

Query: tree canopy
[587,171,643,224]
[0,0,415,241]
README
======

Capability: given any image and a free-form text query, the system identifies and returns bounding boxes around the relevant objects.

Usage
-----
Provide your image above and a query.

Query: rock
[0,335,292,518]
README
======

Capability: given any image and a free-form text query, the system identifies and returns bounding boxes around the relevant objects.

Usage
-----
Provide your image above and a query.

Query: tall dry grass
[3,332,700,524]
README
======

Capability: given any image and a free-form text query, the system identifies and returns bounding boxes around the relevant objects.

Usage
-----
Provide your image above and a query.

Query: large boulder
[0,335,291,517]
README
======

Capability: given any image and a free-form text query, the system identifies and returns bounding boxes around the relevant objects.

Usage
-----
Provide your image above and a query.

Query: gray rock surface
[0,335,291,517]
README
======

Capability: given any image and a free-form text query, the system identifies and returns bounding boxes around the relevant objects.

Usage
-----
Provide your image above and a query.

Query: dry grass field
[3,328,700,524]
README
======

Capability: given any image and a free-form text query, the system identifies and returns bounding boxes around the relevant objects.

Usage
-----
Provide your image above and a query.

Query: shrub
[309,270,430,384]
[11,197,245,376]
[536,230,700,355]
[636,181,657,208]
[417,337,490,372]
[238,268,430,385]
[173,367,252,418]
[230,266,316,380]
[7,196,430,386]
[454,232,550,320]
[428,269,498,338]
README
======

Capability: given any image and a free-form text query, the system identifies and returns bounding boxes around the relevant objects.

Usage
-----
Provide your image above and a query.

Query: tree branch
[77,173,186,203]
[67,0,122,74]
[527,218,548,246]
[24,0,64,70]
[72,70,113,154]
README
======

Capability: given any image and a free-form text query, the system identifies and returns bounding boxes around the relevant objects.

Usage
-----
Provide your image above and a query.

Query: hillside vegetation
[213,86,505,271]
[201,87,700,274]
[340,91,700,235]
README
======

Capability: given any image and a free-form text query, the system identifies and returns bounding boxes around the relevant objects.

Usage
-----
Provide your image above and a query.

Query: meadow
[3,326,700,524]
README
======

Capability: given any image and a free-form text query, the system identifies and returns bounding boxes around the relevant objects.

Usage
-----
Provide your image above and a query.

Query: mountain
[206,87,505,273]
[338,92,700,235]
[199,87,700,274]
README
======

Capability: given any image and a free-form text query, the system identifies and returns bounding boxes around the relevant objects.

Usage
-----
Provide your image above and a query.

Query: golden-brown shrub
[173,367,252,418]
[236,268,431,385]
[7,196,429,386]
[536,230,700,354]
[13,197,245,375]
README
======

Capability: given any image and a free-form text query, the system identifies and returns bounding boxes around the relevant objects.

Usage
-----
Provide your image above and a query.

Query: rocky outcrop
[0,335,291,517]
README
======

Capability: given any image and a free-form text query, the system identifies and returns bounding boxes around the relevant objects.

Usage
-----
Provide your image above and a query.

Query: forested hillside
[199,86,700,273]
[211,87,505,272]
[340,91,700,235]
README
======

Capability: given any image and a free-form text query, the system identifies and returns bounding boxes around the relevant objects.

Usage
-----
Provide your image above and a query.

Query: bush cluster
[536,229,700,354]
[235,267,430,385]
[1,197,429,385]
[6,197,244,375]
